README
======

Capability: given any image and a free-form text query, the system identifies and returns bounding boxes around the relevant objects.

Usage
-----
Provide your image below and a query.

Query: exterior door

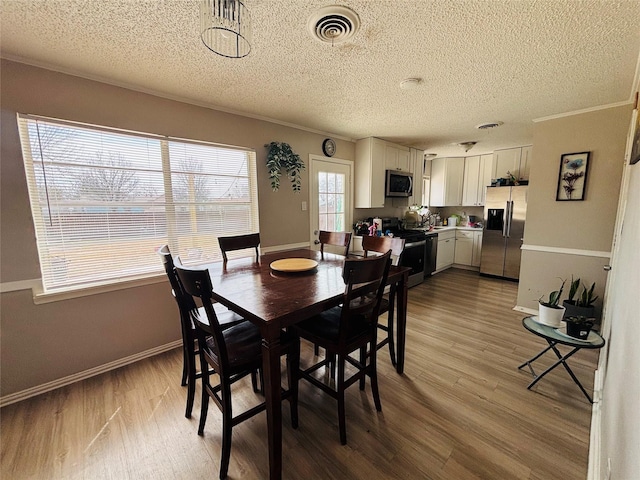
[309,155,352,252]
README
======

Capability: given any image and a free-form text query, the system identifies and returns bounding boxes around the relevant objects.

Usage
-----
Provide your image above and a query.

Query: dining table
[204,248,410,480]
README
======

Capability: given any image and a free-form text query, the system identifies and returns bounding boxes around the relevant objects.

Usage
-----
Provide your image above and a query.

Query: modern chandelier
[200,0,252,58]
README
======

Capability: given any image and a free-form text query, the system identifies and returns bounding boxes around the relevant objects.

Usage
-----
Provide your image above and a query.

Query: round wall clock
[322,138,336,157]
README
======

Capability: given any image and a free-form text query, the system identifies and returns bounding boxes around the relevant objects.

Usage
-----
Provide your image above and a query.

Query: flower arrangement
[265,142,305,192]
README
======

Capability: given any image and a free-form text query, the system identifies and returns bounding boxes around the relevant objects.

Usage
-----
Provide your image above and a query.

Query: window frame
[17,113,259,301]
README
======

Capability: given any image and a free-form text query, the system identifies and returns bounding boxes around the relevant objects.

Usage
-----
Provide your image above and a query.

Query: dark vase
[566,320,594,340]
[562,300,595,320]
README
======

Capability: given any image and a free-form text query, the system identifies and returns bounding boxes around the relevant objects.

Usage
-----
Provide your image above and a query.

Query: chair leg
[181,344,189,386]
[287,340,300,429]
[185,349,196,418]
[251,370,260,393]
[369,342,382,412]
[387,289,397,367]
[314,344,320,356]
[219,382,233,480]
[337,355,347,445]
[359,346,366,390]
[197,382,209,436]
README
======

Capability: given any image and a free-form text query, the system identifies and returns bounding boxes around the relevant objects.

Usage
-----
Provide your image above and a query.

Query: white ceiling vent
[308,6,360,45]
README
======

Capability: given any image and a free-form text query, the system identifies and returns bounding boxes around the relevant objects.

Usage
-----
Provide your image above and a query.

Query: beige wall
[516,105,631,312]
[0,60,355,398]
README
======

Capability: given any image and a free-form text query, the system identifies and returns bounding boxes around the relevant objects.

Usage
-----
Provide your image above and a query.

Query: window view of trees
[20,116,259,291]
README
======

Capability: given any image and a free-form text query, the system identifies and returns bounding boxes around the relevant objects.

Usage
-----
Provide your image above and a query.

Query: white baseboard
[588,368,605,480]
[0,340,182,408]
[513,305,538,315]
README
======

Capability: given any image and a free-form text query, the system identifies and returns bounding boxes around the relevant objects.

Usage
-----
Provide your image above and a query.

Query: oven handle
[404,239,426,248]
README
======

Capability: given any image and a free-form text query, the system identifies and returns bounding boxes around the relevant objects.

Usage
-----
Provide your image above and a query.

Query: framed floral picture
[556,151,590,201]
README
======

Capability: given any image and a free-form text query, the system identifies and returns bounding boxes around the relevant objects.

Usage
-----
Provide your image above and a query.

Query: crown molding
[532,100,634,123]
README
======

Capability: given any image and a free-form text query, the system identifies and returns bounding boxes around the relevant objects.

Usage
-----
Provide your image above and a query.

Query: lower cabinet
[436,230,456,271]
[453,230,483,267]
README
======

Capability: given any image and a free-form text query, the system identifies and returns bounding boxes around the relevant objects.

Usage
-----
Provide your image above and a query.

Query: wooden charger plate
[270,258,318,272]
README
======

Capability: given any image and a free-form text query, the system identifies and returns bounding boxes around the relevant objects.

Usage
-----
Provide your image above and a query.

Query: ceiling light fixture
[200,0,252,58]
[457,141,477,152]
[424,152,437,158]
[400,78,421,90]
[475,121,504,130]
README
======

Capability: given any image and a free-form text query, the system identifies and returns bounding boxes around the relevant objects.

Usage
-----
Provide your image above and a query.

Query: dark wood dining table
[204,248,410,480]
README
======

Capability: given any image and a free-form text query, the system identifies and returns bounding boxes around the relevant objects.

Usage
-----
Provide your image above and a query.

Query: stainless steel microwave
[385,170,413,197]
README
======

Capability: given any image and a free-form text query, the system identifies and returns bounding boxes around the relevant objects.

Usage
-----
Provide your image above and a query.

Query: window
[317,171,346,232]
[18,114,259,293]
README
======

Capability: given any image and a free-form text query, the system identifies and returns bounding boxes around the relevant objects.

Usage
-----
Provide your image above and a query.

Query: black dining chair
[175,264,300,480]
[293,251,392,445]
[362,235,406,367]
[318,230,352,257]
[157,245,250,418]
[218,233,260,262]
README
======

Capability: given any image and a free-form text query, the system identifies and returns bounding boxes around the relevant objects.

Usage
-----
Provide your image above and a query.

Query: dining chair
[318,230,352,257]
[218,233,260,262]
[157,245,249,418]
[175,264,300,480]
[294,251,392,445]
[362,235,406,367]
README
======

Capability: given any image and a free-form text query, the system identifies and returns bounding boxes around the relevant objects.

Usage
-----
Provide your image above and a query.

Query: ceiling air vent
[475,121,504,130]
[308,6,360,45]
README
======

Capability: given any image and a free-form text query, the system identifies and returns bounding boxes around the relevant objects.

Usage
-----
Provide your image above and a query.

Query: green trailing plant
[539,278,566,308]
[265,142,305,192]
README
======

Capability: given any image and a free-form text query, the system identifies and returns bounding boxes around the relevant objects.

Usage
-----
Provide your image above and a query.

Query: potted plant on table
[562,276,598,320]
[538,278,566,327]
[565,315,595,340]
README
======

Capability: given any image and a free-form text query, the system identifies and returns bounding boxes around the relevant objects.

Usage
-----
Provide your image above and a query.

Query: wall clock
[322,138,336,157]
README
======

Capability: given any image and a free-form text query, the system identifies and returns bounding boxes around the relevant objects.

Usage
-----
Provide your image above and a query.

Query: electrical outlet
[301,201,307,211]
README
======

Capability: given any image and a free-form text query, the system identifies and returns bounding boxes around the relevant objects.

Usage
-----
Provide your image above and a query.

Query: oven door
[400,239,426,287]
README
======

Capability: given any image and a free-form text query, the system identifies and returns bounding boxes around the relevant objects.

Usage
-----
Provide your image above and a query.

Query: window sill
[32,274,167,305]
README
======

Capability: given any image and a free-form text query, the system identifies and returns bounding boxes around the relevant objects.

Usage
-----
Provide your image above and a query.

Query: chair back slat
[218,233,260,262]
[318,230,352,256]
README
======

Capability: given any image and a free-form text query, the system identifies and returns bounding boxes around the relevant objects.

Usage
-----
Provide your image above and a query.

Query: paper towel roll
[448,216,457,226]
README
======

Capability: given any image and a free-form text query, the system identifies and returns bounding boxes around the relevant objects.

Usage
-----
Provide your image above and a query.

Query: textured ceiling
[2,0,639,157]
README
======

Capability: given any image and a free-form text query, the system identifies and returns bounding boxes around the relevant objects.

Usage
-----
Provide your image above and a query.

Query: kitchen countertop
[413,226,483,233]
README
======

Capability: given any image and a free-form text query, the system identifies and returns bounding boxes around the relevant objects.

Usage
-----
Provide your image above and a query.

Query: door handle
[314,240,320,245]
[604,265,612,271]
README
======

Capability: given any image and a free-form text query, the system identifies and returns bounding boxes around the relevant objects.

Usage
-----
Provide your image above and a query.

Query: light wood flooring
[1,269,600,479]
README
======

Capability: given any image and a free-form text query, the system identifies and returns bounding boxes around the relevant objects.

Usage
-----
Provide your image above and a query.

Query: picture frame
[556,151,590,201]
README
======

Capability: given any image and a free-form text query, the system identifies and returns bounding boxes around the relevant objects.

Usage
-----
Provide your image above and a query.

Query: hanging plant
[265,142,305,192]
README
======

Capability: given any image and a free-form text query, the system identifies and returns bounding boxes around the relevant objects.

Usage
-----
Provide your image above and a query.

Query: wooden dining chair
[175,264,300,480]
[318,230,352,257]
[157,245,249,418]
[293,251,392,445]
[362,235,406,367]
[218,233,260,262]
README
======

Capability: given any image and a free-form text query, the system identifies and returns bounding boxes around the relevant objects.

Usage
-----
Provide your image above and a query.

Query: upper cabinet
[385,144,411,171]
[408,148,423,206]
[462,154,493,206]
[355,137,413,208]
[355,137,386,208]
[430,157,464,207]
[493,146,532,181]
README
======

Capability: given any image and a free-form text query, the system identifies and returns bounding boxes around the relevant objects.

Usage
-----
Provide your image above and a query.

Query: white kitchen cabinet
[430,157,464,207]
[355,137,386,208]
[477,154,494,205]
[384,144,411,172]
[472,230,483,267]
[454,230,474,265]
[408,148,423,206]
[493,146,532,182]
[436,229,456,271]
[462,156,480,207]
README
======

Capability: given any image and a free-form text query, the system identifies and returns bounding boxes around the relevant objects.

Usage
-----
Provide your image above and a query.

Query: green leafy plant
[565,315,594,326]
[539,278,566,308]
[577,281,598,307]
[265,142,305,192]
[567,275,581,302]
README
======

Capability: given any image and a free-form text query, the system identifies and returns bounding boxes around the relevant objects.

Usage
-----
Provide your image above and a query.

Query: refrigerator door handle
[506,201,514,237]
[502,202,510,237]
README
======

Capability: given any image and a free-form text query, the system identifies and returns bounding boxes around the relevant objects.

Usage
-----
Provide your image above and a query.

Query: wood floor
[1,269,600,479]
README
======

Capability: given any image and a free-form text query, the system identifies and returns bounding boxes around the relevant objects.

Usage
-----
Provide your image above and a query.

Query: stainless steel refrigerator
[480,185,527,280]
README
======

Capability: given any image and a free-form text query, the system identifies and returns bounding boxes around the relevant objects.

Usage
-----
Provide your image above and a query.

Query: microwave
[385,170,413,197]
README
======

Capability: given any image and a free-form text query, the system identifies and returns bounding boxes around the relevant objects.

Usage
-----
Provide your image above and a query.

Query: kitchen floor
[1,269,597,479]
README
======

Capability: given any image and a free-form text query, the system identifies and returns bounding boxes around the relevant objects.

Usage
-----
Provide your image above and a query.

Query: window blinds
[18,114,259,292]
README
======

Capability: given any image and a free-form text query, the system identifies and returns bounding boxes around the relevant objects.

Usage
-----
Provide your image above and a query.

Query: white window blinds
[18,114,259,292]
